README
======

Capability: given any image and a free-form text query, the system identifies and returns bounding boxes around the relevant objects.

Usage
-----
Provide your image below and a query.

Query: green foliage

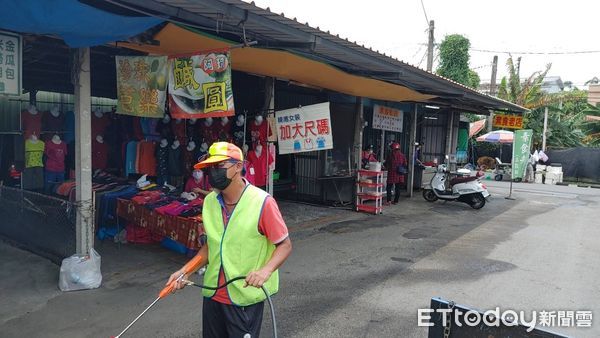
[495,56,598,148]
[436,34,479,88]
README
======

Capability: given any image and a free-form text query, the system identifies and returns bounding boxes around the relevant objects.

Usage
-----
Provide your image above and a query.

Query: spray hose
[182,276,278,338]
[112,255,278,338]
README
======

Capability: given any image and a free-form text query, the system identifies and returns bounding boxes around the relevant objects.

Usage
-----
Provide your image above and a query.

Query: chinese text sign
[0,31,22,96]
[168,50,235,119]
[373,104,403,132]
[512,129,533,179]
[276,102,333,154]
[116,56,167,118]
[493,114,524,129]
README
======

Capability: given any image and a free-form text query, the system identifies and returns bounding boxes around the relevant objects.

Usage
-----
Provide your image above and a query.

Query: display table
[116,198,203,250]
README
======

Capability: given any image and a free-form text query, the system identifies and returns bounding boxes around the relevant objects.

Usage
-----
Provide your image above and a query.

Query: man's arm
[245,237,292,288]
[167,243,209,290]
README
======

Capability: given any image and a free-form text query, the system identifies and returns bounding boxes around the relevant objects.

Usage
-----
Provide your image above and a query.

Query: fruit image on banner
[168,50,235,119]
[116,56,167,118]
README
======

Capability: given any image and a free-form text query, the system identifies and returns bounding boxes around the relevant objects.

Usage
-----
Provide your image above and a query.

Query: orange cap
[194,142,244,169]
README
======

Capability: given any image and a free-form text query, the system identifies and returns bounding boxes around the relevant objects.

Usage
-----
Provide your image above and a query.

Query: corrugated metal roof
[122,0,526,113]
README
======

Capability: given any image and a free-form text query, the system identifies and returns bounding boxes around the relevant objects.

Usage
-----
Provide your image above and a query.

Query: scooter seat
[450,176,478,186]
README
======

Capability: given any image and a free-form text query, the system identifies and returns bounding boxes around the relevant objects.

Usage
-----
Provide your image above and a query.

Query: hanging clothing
[168,146,183,176]
[25,139,45,168]
[137,141,157,176]
[156,144,169,184]
[231,121,245,147]
[183,148,197,178]
[215,121,232,142]
[63,111,75,144]
[44,140,67,172]
[156,120,172,139]
[246,149,273,187]
[249,121,270,146]
[42,111,65,133]
[131,116,144,141]
[171,120,187,142]
[92,140,109,170]
[92,113,111,139]
[22,111,42,140]
[125,141,138,177]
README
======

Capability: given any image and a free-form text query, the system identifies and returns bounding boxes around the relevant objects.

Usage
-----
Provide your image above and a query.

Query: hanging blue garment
[125,141,138,177]
[63,111,75,144]
[0,0,161,47]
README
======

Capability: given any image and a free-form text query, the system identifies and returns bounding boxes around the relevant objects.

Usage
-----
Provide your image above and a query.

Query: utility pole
[426,20,434,72]
[487,55,498,132]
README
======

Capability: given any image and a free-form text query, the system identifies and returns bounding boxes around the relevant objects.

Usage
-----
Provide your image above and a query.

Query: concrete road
[1,181,599,337]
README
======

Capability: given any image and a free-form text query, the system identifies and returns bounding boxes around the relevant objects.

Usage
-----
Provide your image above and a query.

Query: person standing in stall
[384,142,407,205]
[361,144,378,169]
[184,168,211,197]
[167,142,292,338]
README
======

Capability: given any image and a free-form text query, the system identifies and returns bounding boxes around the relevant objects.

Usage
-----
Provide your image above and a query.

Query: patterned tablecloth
[116,198,203,250]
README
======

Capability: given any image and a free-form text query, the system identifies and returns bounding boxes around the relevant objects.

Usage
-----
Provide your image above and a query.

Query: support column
[445,110,454,156]
[74,47,93,255]
[353,97,364,171]
[264,77,275,195]
[407,105,418,197]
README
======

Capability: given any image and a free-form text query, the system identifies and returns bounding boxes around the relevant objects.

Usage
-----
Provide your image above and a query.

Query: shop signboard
[493,114,524,129]
[511,129,533,179]
[115,55,167,118]
[372,104,403,132]
[0,30,22,96]
[168,49,235,119]
[276,102,333,154]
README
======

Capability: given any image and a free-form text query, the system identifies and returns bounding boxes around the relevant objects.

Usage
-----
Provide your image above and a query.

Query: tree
[496,56,596,147]
[436,34,479,88]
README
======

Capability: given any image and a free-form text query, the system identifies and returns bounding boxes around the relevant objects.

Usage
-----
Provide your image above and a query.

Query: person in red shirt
[167,142,291,338]
[184,169,211,196]
[385,142,407,205]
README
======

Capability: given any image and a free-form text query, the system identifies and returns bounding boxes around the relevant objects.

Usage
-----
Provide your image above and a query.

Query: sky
[248,0,600,88]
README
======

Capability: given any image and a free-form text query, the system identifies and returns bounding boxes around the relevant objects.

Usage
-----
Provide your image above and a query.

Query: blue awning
[0,0,161,47]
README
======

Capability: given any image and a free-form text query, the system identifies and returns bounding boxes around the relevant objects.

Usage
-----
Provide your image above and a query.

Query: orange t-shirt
[211,190,288,304]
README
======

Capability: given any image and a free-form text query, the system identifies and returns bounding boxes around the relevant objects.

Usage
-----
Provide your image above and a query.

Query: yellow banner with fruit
[115,56,167,118]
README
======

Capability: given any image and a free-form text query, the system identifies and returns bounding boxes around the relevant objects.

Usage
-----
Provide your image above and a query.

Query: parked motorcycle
[422,162,490,209]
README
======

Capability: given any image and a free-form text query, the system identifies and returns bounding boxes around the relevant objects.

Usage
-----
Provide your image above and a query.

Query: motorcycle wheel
[422,189,438,202]
[470,194,486,209]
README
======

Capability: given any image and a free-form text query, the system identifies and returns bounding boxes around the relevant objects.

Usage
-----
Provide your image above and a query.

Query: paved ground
[1,181,599,337]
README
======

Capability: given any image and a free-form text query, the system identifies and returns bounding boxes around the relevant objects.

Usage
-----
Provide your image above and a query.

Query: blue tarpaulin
[0,0,161,47]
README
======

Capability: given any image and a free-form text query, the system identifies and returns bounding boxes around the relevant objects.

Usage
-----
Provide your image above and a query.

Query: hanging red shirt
[92,140,109,170]
[92,113,111,139]
[249,121,271,146]
[246,149,274,187]
[44,141,68,172]
[22,110,42,139]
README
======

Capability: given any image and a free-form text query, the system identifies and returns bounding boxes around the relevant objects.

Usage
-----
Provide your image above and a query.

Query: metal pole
[74,47,93,255]
[380,130,385,164]
[407,105,418,197]
[487,55,498,132]
[353,97,364,172]
[266,78,275,195]
[542,106,548,151]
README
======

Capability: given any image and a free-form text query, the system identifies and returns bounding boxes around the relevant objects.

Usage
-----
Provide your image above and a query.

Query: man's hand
[244,267,272,288]
[166,269,187,292]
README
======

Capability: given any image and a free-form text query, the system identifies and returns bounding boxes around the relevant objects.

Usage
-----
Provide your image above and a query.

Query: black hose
[186,276,278,338]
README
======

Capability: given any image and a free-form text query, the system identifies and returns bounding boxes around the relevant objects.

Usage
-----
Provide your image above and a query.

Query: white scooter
[422,163,490,209]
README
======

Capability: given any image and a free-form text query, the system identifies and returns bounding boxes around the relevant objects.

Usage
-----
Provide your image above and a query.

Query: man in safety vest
[167,141,292,338]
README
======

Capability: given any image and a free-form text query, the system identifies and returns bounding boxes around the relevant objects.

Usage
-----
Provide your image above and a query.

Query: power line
[419,0,429,26]
[471,48,600,55]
